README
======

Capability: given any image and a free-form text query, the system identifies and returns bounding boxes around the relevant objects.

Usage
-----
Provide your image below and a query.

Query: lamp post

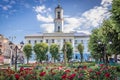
[63,42,67,66]
[9,42,13,68]
[9,41,24,71]
[98,41,112,64]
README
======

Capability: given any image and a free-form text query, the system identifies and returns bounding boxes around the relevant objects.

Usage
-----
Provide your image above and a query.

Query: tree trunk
[114,54,118,62]
[54,58,55,63]
[27,58,29,64]
[81,53,83,63]
[100,57,102,62]
[106,55,109,63]
[103,53,105,63]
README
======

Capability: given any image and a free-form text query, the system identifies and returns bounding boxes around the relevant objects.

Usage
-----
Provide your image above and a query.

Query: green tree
[111,0,120,62]
[111,0,120,38]
[33,42,48,62]
[23,44,32,64]
[62,42,73,62]
[50,43,59,62]
[88,28,101,63]
[77,43,84,63]
[100,20,120,62]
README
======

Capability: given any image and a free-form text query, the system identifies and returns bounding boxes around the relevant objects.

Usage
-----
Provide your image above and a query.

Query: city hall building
[25,4,90,61]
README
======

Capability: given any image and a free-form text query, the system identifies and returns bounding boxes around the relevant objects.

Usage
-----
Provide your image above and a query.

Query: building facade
[0,34,9,55]
[25,4,90,61]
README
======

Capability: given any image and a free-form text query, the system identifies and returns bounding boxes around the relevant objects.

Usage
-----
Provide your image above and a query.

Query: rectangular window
[58,12,60,19]
[40,40,43,42]
[58,26,60,32]
[52,39,54,43]
[69,39,72,43]
[34,40,37,44]
[81,40,83,44]
[46,39,48,43]
[75,40,77,44]
[63,39,66,43]
[28,40,31,44]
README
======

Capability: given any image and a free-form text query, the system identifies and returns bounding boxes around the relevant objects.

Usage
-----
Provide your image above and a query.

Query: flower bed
[0,64,117,80]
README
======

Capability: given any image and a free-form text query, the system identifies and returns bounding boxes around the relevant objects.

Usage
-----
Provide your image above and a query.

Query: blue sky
[0,0,112,44]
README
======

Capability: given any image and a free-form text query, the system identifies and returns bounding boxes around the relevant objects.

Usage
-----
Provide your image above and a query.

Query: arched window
[58,12,60,19]
[58,26,60,32]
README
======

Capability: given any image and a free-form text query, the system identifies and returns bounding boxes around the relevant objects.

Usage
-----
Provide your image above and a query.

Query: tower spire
[58,0,60,5]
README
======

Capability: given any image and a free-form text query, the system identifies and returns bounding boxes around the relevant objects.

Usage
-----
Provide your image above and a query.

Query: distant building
[0,34,24,64]
[0,34,8,54]
[0,34,10,64]
[25,3,90,61]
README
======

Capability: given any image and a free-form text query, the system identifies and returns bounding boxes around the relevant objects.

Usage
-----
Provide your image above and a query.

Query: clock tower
[54,1,63,32]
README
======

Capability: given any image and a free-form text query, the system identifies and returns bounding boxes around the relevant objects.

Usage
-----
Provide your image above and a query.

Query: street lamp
[9,41,24,71]
[98,40,112,64]
[63,42,67,66]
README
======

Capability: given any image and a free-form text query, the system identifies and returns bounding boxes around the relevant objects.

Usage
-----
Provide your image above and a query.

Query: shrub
[0,63,117,80]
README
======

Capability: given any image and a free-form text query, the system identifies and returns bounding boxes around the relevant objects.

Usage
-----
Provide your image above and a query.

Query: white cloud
[41,23,54,33]
[36,14,53,23]
[64,17,84,32]
[34,5,51,14]
[34,0,113,33]
[3,6,8,10]
[34,5,53,23]
[81,6,110,28]
[0,5,12,11]
[101,0,113,7]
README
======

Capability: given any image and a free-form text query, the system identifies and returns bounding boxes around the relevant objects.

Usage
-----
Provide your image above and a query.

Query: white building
[25,4,90,61]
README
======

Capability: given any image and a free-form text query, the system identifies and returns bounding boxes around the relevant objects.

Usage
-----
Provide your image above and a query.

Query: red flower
[78,73,83,78]
[67,73,76,80]
[96,72,101,75]
[39,71,46,76]
[58,66,63,70]
[65,69,71,73]
[15,73,20,79]
[105,73,110,78]
[83,66,87,69]
[62,74,67,79]
[20,67,24,72]
[100,64,104,67]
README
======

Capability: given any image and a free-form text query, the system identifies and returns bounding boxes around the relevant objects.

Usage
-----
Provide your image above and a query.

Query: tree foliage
[33,42,48,62]
[62,42,73,62]
[100,20,120,61]
[89,19,120,62]
[111,0,120,38]
[88,28,101,62]
[88,0,120,63]
[77,43,84,62]
[23,44,32,64]
[111,0,120,23]
[50,43,59,62]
